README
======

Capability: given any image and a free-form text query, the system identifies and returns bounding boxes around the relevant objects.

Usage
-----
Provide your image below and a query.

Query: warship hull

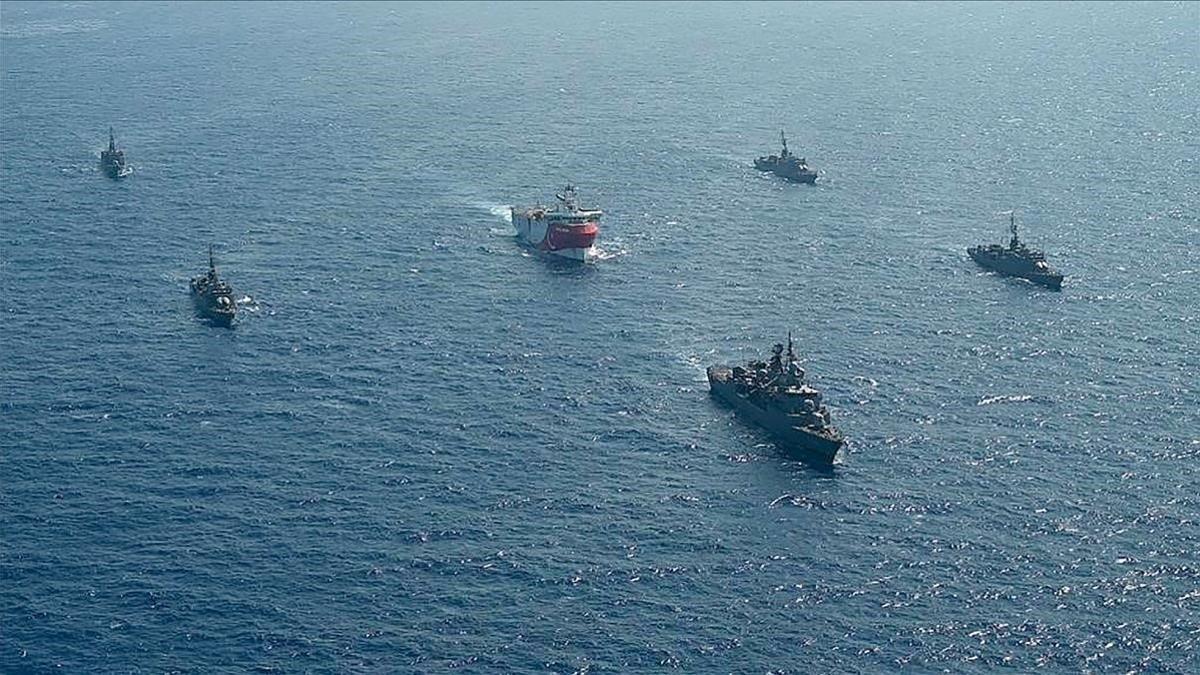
[190,290,235,327]
[968,250,1063,290]
[754,160,817,184]
[193,300,235,326]
[707,366,843,463]
[101,160,131,180]
[779,170,817,184]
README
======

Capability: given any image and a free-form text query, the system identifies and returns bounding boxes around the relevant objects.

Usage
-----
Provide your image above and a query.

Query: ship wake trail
[487,204,513,224]
[470,202,515,236]
[464,199,511,222]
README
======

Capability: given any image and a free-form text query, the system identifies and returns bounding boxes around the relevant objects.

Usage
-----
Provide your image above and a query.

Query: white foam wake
[977,394,1033,406]
[487,204,512,223]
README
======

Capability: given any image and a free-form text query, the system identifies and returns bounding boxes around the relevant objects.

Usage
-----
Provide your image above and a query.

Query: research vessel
[511,184,601,261]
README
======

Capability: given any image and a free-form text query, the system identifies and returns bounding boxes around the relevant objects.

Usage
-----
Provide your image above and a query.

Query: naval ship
[190,246,237,326]
[968,212,1064,290]
[754,131,817,184]
[511,184,601,261]
[707,335,845,463]
[100,127,132,179]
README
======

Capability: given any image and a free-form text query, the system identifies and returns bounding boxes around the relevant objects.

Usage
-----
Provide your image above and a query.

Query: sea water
[1,2,1197,671]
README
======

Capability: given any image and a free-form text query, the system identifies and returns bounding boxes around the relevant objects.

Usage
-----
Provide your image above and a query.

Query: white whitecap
[977,394,1033,406]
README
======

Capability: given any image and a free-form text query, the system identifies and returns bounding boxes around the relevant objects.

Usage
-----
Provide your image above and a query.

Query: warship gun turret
[100,127,132,179]
[968,212,1063,290]
[754,131,817,184]
[190,245,237,326]
[707,335,844,463]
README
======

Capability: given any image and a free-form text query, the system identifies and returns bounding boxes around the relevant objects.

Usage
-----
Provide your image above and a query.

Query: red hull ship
[511,185,601,261]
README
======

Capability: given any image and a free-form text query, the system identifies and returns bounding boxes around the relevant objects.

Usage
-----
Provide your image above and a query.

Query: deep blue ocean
[2,2,1198,672]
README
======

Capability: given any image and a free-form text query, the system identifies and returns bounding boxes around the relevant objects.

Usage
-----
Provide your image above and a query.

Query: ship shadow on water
[193,312,237,329]
[523,248,600,278]
[765,442,841,476]
[726,439,841,478]
[711,404,842,476]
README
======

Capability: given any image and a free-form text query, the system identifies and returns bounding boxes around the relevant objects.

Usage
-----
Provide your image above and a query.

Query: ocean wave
[1,19,107,39]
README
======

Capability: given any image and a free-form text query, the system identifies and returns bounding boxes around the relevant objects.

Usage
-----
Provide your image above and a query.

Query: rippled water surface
[2,2,1198,672]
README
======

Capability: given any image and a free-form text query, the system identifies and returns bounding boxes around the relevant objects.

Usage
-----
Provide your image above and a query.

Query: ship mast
[780,130,789,157]
[209,244,216,275]
[108,126,116,152]
[782,331,805,386]
[1009,211,1020,249]
[557,184,577,210]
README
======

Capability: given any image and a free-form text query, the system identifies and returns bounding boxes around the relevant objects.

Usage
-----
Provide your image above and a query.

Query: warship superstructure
[707,335,844,463]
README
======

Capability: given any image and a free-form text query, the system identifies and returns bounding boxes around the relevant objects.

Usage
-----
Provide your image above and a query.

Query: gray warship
[100,127,131,179]
[190,246,236,326]
[754,131,817,184]
[707,335,844,463]
[968,212,1063,290]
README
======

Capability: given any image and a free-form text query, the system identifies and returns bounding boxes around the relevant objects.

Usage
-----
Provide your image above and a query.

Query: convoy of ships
[99,126,1068,465]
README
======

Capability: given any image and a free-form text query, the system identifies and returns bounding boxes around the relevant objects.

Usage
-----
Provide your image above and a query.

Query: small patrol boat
[708,335,845,463]
[190,245,236,326]
[511,184,601,261]
[968,212,1064,290]
[754,131,817,184]
[100,127,132,179]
